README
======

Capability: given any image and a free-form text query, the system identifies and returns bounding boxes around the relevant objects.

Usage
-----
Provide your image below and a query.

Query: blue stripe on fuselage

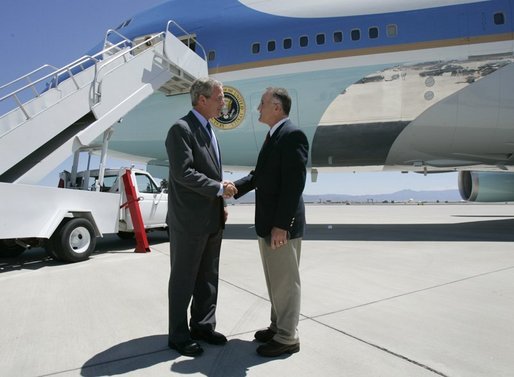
[110,0,512,71]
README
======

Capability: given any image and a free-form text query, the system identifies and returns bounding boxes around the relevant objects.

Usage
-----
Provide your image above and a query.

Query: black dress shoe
[190,329,227,345]
[254,328,276,343]
[168,340,204,356]
[256,340,300,357]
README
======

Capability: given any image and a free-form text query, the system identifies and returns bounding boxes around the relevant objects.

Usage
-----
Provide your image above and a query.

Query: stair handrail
[166,20,207,61]
[0,56,100,120]
[1,20,207,122]
[0,64,59,93]
[92,31,166,103]
[0,39,139,121]
[103,28,133,52]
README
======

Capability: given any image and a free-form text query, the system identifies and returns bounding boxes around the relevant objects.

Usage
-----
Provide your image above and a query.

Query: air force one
[2,0,514,201]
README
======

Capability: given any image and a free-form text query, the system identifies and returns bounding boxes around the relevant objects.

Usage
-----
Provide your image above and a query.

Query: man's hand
[270,227,288,250]
[222,180,238,198]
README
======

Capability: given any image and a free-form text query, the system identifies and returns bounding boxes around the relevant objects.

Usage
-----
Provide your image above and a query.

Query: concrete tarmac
[1,203,514,377]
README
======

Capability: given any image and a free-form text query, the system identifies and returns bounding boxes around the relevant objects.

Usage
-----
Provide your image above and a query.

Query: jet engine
[458,171,514,202]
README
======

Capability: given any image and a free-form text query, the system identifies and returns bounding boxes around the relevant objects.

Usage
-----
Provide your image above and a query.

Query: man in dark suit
[234,87,309,357]
[165,78,237,357]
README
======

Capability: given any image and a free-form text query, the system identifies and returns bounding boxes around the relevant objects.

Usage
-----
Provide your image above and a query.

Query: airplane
[6,0,514,202]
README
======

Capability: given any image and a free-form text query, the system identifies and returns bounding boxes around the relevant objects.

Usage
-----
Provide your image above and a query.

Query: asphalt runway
[1,203,514,377]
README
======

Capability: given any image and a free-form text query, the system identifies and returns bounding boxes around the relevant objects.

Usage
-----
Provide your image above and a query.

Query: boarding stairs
[0,21,207,185]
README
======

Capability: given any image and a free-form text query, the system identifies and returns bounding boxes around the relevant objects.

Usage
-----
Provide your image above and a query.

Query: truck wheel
[52,218,96,263]
[0,239,26,258]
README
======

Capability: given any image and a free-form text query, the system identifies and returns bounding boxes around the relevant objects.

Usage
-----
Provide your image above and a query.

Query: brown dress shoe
[256,339,300,357]
[254,328,276,343]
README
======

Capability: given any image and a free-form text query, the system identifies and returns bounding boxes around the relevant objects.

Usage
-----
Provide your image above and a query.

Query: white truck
[0,167,168,263]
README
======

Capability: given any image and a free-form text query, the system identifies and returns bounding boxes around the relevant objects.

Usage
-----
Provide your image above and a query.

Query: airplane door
[452,8,501,157]
[386,12,470,167]
[134,173,167,227]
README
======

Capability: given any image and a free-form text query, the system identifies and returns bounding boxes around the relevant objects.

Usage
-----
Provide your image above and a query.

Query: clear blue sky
[0,0,459,195]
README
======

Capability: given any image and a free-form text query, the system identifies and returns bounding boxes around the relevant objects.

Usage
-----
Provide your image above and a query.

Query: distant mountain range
[228,189,461,204]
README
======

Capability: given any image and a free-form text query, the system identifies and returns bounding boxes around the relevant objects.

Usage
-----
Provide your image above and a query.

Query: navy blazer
[234,120,309,239]
[165,111,225,235]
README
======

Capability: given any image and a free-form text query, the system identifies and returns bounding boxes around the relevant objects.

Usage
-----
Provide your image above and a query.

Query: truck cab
[59,167,168,237]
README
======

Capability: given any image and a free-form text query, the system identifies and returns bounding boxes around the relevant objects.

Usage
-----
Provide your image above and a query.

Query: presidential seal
[212,86,246,130]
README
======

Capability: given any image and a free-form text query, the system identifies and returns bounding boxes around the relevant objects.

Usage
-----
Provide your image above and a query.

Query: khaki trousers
[258,236,302,345]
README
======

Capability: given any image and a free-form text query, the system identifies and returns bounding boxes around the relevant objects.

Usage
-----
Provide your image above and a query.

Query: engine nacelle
[458,171,514,202]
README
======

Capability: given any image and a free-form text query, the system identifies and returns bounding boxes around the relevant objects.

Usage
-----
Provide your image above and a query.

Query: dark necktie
[206,122,220,164]
[264,131,270,146]
[206,122,213,138]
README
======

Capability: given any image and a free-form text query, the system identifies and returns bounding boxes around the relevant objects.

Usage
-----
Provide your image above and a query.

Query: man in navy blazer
[234,87,309,357]
[165,78,237,357]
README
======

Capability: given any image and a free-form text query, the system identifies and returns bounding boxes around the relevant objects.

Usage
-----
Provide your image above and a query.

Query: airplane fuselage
[99,0,514,176]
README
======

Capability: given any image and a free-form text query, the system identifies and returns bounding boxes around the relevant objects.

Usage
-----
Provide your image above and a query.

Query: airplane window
[386,24,398,38]
[351,29,361,41]
[252,43,260,54]
[316,33,326,45]
[333,31,343,43]
[494,12,505,25]
[369,27,379,39]
[300,36,309,47]
[267,40,276,52]
[283,38,292,49]
[208,50,216,61]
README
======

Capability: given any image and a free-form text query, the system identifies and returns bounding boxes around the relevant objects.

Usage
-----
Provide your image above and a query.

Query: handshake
[222,180,238,199]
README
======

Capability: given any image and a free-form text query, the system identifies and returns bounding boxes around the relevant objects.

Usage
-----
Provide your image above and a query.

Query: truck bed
[0,182,120,239]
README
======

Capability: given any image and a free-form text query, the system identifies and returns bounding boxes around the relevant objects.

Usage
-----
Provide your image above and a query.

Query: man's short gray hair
[190,78,223,106]
[268,87,291,116]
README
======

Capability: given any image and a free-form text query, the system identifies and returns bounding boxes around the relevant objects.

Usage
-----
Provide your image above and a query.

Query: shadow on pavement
[5,218,514,272]
[223,219,514,242]
[81,335,174,376]
[81,335,279,377]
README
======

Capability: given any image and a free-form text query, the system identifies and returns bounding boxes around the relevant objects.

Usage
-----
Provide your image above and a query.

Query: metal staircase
[0,20,207,185]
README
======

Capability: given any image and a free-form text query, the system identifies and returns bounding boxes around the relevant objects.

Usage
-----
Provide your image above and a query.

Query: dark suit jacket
[165,111,225,235]
[234,120,309,239]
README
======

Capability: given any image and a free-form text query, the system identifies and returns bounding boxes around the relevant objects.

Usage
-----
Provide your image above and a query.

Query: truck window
[135,173,159,193]
[102,175,119,191]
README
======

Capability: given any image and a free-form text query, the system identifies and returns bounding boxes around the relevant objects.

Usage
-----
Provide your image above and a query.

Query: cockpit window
[115,19,132,30]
